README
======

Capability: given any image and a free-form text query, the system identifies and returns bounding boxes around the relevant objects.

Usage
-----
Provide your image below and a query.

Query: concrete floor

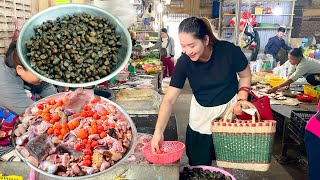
[172,81,308,180]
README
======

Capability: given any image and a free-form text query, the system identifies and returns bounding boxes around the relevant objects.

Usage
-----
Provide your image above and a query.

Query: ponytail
[179,17,218,45]
[200,17,217,45]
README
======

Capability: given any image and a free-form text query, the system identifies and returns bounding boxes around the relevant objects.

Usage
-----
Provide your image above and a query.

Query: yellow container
[255,6,263,14]
[304,85,320,103]
[268,77,285,87]
[145,68,158,74]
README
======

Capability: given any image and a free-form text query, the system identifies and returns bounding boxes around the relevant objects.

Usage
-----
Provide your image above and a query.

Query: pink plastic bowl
[142,141,185,164]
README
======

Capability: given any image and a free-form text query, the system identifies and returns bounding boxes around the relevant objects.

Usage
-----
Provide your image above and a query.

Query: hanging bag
[237,86,273,120]
[211,100,276,171]
[160,37,170,58]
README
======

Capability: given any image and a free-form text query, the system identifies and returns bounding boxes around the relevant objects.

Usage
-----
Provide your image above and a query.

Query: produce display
[134,53,162,69]
[26,13,122,84]
[180,167,233,180]
[14,89,133,177]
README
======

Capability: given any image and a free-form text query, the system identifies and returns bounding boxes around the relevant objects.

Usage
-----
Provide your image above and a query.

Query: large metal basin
[17,4,132,88]
[13,92,137,179]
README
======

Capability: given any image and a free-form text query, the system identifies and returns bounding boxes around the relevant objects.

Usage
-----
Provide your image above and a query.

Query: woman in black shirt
[151,17,251,166]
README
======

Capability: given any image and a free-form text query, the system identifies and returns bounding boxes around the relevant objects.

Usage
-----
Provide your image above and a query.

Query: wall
[166,0,213,17]
[0,0,33,56]
[292,0,320,39]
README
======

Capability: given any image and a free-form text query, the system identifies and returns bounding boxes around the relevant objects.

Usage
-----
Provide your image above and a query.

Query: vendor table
[0,114,179,180]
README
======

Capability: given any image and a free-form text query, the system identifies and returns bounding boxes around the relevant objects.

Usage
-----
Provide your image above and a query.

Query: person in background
[268,48,320,93]
[304,101,320,180]
[264,27,292,67]
[146,28,175,78]
[128,29,137,46]
[150,17,251,166]
[0,20,57,153]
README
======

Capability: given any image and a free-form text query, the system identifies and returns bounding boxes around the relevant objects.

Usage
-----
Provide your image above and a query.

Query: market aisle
[173,81,295,180]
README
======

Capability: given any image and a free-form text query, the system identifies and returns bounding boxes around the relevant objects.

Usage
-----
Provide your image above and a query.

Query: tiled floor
[172,81,308,180]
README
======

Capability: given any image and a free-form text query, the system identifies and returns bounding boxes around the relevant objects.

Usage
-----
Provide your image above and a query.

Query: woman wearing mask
[151,17,251,166]
[268,48,320,93]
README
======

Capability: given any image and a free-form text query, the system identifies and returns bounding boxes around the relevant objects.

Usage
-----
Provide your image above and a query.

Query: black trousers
[306,74,320,86]
[185,125,216,166]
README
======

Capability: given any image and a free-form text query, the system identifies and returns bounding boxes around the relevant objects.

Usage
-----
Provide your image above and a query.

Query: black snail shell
[179,167,233,180]
[26,13,122,84]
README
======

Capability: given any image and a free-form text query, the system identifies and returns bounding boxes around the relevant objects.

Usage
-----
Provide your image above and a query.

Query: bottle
[128,63,135,75]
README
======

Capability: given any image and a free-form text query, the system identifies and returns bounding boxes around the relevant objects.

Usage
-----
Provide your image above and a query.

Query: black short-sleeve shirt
[170,41,248,107]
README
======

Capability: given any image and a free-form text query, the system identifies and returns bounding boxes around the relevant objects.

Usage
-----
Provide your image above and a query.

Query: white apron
[189,95,237,134]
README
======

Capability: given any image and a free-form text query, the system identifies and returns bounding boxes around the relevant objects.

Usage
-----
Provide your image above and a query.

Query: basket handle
[223,100,261,123]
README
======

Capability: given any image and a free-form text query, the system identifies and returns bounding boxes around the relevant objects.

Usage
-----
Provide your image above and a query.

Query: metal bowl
[13,92,137,179]
[17,4,132,88]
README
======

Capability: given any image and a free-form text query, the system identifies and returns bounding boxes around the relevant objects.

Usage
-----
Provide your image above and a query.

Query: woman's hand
[151,132,164,153]
[233,102,243,115]
[233,101,249,115]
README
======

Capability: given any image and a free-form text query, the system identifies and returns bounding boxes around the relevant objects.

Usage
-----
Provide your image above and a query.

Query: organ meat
[26,134,53,161]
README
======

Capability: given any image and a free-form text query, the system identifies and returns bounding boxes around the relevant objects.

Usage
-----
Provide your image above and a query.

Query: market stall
[0,1,185,180]
[249,71,319,166]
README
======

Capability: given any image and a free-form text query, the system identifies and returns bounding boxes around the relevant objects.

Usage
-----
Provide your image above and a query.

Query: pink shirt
[305,113,320,138]
[305,102,320,138]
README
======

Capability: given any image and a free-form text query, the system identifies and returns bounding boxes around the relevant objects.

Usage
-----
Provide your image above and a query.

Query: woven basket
[211,101,276,171]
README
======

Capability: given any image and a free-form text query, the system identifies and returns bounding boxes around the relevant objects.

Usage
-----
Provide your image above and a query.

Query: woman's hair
[178,17,218,45]
[4,41,25,69]
[289,48,303,58]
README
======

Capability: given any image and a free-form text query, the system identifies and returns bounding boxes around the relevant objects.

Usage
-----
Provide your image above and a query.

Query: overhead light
[165,0,171,5]
[273,3,283,15]
[129,0,134,4]
[157,3,163,13]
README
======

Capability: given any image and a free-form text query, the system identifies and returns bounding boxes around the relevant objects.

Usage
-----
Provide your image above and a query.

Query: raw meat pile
[14,89,133,177]
[124,133,152,164]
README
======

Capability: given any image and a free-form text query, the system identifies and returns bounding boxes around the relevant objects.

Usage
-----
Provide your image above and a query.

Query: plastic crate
[273,111,285,136]
[288,123,304,140]
[289,110,316,139]
[304,85,320,103]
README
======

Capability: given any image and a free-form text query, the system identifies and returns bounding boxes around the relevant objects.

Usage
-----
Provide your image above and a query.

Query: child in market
[304,101,320,180]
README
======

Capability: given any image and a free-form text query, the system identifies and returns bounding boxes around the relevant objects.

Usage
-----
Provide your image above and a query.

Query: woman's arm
[237,65,251,100]
[147,39,161,51]
[151,86,181,151]
[0,86,34,116]
[154,86,181,134]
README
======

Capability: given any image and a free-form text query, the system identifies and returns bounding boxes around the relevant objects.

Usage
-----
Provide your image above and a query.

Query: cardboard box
[290,38,303,48]
[255,6,263,14]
